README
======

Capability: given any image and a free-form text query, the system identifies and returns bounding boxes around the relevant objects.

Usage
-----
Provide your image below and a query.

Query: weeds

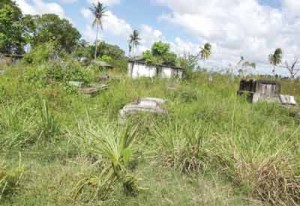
[0,67,299,205]
[0,154,24,200]
[38,99,60,140]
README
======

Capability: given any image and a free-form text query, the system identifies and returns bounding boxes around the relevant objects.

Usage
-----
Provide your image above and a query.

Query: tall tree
[0,0,25,54]
[128,29,141,57]
[269,48,283,76]
[143,41,177,67]
[89,2,106,59]
[200,43,212,60]
[28,14,81,53]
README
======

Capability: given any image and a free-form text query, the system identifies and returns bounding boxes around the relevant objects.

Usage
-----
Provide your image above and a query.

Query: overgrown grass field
[0,64,299,205]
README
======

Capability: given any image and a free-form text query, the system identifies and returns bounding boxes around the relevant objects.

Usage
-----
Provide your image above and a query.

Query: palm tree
[236,56,256,77]
[128,30,141,57]
[237,56,244,65]
[269,48,283,76]
[90,2,107,59]
[200,43,212,60]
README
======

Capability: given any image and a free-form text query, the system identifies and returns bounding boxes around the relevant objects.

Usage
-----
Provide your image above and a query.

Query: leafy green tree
[128,30,141,57]
[90,2,107,59]
[73,45,93,60]
[178,53,199,79]
[0,0,25,54]
[200,43,212,60]
[143,41,178,66]
[27,14,81,53]
[269,48,283,75]
[96,41,126,60]
[151,41,170,57]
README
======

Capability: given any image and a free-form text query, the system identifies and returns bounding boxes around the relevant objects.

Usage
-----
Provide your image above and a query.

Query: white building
[128,59,183,79]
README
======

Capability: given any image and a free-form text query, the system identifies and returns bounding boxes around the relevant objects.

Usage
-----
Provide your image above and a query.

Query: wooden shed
[238,79,281,103]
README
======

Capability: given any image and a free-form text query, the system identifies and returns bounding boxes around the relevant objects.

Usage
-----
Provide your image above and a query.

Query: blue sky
[14,0,300,76]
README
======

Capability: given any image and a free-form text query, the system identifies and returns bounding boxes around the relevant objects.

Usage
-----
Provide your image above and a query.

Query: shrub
[24,60,93,85]
[23,42,57,64]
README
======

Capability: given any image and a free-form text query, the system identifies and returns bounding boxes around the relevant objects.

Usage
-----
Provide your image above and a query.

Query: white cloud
[81,8,92,19]
[60,0,77,4]
[155,0,300,75]
[135,24,165,54]
[283,0,300,14]
[170,37,199,55]
[15,0,66,18]
[81,8,132,43]
[88,0,120,6]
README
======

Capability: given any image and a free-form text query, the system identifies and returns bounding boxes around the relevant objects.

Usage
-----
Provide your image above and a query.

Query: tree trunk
[94,24,99,60]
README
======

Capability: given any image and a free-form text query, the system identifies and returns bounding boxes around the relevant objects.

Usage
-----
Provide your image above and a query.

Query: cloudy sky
[14,0,300,75]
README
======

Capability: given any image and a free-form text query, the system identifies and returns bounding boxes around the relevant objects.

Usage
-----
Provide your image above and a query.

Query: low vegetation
[1,0,300,205]
[0,63,299,205]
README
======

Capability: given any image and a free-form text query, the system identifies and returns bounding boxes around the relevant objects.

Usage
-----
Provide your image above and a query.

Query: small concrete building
[237,79,298,106]
[238,79,281,103]
[128,58,183,79]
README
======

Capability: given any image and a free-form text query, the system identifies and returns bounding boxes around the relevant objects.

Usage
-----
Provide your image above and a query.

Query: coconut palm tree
[237,56,244,65]
[90,2,106,59]
[128,30,141,57]
[269,48,283,76]
[200,43,212,60]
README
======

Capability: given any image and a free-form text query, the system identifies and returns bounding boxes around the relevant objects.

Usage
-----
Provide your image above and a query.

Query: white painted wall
[128,62,183,79]
[128,62,156,78]
[161,67,172,78]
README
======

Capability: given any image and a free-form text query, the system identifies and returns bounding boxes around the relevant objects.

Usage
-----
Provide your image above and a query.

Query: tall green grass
[0,65,299,205]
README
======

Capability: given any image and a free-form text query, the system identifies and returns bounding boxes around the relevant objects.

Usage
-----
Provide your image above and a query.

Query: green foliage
[95,41,125,60]
[0,1,25,54]
[26,14,81,53]
[99,54,112,63]
[24,59,93,85]
[23,42,56,64]
[90,2,107,59]
[269,48,283,66]
[38,99,59,140]
[128,30,141,55]
[0,157,24,200]
[1,64,300,205]
[72,120,142,201]
[269,48,283,75]
[177,53,199,79]
[200,43,212,60]
[143,41,178,66]
[72,44,93,61]
[151,41,170,56]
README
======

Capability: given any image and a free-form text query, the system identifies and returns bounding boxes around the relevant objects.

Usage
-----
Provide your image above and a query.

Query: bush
[23,42,57,64]
[24,60,93,85]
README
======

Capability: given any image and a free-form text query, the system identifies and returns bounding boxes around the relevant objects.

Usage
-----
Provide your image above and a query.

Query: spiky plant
[72,120,143,201]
